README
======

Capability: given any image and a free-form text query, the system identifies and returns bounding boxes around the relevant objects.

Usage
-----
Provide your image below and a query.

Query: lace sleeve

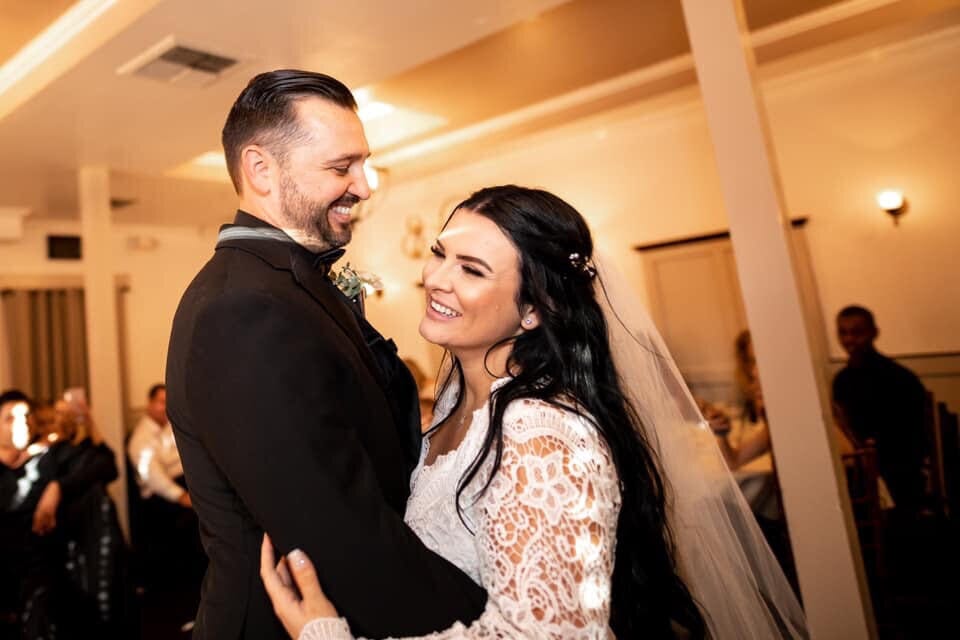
[300,399,621,640]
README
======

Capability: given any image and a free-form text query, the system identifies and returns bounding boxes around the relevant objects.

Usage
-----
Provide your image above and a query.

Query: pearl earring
[523,318,533,326]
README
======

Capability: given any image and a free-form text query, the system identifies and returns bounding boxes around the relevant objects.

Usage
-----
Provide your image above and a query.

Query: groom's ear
[240,144,275,197]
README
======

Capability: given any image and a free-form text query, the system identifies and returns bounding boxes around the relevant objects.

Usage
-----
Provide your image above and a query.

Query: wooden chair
[841,438,886,581]
[939,402,959,517]
[922,391,948,516]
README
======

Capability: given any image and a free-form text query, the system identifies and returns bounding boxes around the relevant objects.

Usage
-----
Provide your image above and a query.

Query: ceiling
[0,0,75,63]
[1,0,959,225]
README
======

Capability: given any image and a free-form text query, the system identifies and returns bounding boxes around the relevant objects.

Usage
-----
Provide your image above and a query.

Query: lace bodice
[301,378,621,639]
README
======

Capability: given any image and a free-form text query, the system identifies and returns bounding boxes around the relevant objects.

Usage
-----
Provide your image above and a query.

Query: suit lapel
[216,230,422,472]
[215,221,391,403]
[288,251,389,391]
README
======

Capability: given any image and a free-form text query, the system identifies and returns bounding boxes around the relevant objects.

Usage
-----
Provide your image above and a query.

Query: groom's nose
[348,170,371,201]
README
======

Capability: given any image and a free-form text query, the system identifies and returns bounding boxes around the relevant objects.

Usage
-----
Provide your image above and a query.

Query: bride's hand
[260,534,340,638]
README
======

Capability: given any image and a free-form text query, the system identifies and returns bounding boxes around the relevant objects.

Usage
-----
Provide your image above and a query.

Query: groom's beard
[279,172,356,251]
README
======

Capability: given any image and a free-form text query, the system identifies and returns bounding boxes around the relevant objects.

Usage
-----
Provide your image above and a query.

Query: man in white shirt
[127,383,203,634]
[128,383,191,507]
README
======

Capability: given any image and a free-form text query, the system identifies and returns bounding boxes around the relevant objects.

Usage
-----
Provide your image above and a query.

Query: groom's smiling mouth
[428,297,461,319]
[329,196,358,225]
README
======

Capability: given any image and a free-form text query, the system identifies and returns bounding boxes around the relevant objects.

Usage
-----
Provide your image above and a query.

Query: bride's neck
[454,343,512,411]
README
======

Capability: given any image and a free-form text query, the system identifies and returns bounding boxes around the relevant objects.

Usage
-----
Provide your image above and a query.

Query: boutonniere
[329,263,383,299]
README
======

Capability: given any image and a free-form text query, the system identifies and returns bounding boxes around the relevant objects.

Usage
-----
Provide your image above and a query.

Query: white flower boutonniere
[329,263,383,299]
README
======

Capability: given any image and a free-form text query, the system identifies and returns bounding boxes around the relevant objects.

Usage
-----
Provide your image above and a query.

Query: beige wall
[0,217,218,418]
[1,26,957,412]
[766,30,960,359]
[351,27,960,395]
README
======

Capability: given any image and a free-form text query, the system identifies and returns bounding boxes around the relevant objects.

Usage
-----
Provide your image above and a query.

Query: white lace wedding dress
[301,378,621,639]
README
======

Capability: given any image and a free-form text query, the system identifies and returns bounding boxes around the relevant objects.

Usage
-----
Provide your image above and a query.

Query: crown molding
[378,0,958,170]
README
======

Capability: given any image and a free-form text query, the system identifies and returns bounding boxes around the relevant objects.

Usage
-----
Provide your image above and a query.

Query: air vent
[109,197,137,210]
[116,35,238,88]
[159,46,235,73]
[47,235,82,260]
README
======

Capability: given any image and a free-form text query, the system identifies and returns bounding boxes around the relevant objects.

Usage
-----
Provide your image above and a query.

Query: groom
[166,70,485,639]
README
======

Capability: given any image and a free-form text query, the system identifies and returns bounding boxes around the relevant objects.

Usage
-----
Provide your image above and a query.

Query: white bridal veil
[594,256,808,639]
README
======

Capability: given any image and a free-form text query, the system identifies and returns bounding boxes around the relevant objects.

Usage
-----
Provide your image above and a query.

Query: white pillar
[679,1,874,638]
[78,166,129,537]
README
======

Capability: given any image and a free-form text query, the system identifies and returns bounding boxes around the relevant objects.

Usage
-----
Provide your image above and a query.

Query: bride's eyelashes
[429,244,484,277]
[461,266,484,277]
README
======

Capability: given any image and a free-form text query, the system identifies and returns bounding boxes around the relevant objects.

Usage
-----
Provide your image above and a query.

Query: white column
[78,166,129,537]
[679,1,874,638]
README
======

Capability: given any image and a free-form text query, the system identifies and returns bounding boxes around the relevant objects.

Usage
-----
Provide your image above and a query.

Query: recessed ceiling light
[364,164,380,191]
[362,107,447,150]
[351,86,446,149]
[357,101,395,122]
[192,151,228,169]
[167,150,230,182]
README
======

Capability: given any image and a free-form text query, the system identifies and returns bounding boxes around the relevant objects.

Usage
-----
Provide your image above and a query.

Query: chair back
[841,438,885,580]
[923,391,948,515]
[939,402,959,517]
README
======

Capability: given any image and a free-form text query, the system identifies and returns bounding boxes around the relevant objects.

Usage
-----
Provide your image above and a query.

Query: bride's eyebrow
[435,239,493,272]
[457,254,493,272]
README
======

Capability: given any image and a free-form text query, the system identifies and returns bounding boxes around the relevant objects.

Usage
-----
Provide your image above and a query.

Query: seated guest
[1,390,52,638]
[2,390,129,639]
[706,330,857,470]
[832,305,926,517]
[128,383,191,509]
[30,397,119,536]
[705,330,771,471]
[126,383,204,635]
[36,394,132,638]
[699,333,791,585]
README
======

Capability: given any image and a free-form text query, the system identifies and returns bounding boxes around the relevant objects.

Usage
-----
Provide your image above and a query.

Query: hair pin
[568,252,597,280]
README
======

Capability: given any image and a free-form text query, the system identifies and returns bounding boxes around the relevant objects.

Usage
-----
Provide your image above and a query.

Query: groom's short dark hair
[222,69,357,193]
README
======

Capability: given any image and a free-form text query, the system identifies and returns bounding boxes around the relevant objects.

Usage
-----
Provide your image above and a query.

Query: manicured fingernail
[288,549,307,567]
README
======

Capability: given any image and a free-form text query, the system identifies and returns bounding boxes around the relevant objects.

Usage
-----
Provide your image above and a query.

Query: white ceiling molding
[0,0,162,122]
[374,55,695,167]
[376,0,954,169]
[761,20,960,96]
[750,0,902,47]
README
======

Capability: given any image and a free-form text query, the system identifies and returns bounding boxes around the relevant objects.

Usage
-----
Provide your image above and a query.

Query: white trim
[750,0,902,48]
[377,0,953,168]
[761,22,960,95]
[0,0,117,96]
[376,55,695,166]
[0,0,161,122]
[114,33,177,75]
[0,274,85,290]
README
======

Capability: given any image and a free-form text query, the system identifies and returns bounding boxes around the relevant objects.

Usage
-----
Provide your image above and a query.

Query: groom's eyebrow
[325,151,371,164]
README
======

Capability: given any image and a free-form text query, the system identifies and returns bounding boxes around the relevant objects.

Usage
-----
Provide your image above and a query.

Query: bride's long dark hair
[435,185,705,639]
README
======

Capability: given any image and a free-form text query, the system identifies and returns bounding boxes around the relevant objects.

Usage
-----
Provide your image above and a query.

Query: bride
[260,185,807,639]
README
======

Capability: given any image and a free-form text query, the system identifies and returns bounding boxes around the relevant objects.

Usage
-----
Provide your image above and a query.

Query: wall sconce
[876,189,907,226]
[401,214,428,259]
[352,165,388,226]
[364,164,381,192]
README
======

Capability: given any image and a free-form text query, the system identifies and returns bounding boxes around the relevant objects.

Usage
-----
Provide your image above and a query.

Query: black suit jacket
[166,212,485,639]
